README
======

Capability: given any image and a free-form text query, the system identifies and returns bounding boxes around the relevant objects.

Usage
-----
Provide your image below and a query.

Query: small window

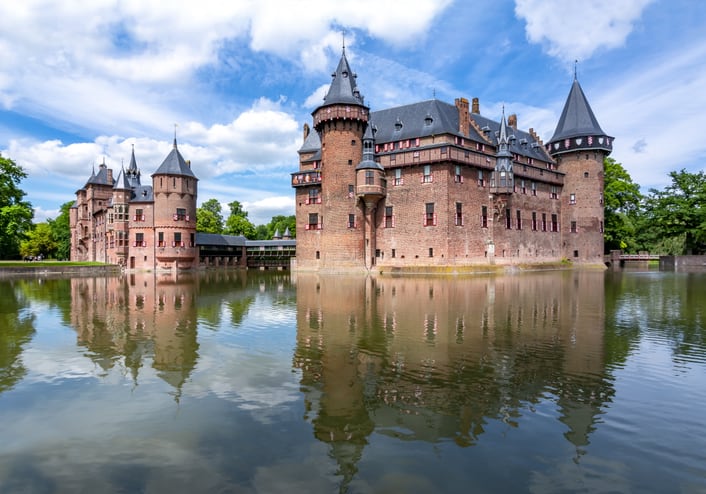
[429,247,434,257]
[481,206,488,228]
[365,170,374,185]
[391,249,396,258]
[348,184,354,198]
[505,208,511,229]
[455,202,463,226]
[394,168,403,186]
[348,214,356,229]
[584,172,589,178]
[569,193,576,205]
[424,203,436,226]
[422,164,432,183]
[351,140,356,146]
[571,221,577,233]
[516,210,522,230]
[385,206,394,228]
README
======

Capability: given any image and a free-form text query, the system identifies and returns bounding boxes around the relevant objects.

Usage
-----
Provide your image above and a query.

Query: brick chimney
[471,97,480,114]
[455,97,470,136]
[508,114,517,129]
[303,123,310,141]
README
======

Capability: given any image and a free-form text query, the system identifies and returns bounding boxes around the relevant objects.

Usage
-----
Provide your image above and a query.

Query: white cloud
[515,0,654,63]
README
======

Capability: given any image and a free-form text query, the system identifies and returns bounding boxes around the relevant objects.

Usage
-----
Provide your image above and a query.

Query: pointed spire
[548,77,612,155]
[496,108,512,158]
[128,144,138,172]
[321,48,364,107]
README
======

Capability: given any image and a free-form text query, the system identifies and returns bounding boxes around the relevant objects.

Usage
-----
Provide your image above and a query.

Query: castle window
[134,209,144,222]
[158,232,164,247]
[308,188,321,204]
[571,221,577,233]
[394,169,403,186]
[455,165,463,183]
[348,184,354,198]
[600,193,604,205]
[550,186,558,199]
[348,214,356,229]
[532,212,537,231]
[531,181,537,196]
[505,208,511,229]
[422,165,433,183]
[316,251,320,259]
[391,249,396,258]
[542,213,547,232]
[173,232,183,247]
[600,221,604,233]
[516,210,522,230]
[481,206,488,228]
[429,247,434,257]
[173,178,176,188]
[584,171,589,178]
[569,193,576,205]
[385,206,395,228]
[348,160,353,166]
[440,146,447,154]
[521,179,526,194]
[190,233,195,247]
[478,170,485,187]
[455,203,463,226]
[134,233,145,247]
[351,140,356,146]
[551,214,558,232]
[424,203,436,226]
[307,213,321,230]
[174,208,186,221]
[365,170,374,185]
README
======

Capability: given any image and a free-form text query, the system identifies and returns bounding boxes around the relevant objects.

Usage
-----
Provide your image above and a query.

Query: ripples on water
[0,270,704,493]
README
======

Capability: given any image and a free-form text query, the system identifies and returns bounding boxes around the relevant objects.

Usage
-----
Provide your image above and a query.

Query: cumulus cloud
[515,0,654,63]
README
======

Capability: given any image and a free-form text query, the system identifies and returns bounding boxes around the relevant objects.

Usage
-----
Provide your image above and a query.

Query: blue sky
[1,0,704,225]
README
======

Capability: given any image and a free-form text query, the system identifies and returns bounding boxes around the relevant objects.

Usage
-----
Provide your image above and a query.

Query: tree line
[2,152,703,260]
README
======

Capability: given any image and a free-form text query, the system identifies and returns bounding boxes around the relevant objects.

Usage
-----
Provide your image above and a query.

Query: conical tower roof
[320,49,365,108]
[548,78,612,156]
[152,138,197,178]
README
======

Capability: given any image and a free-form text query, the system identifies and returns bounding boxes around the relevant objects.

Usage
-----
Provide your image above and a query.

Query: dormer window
[424,114,433,126]
[395,118,403,131]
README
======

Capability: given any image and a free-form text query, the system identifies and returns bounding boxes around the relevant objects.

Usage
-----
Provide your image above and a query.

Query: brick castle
[70,138,199,270]
[292,49,612,271]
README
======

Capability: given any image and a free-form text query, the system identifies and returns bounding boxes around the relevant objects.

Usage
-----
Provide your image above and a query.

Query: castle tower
[111,167,132,266]
[300,47,370,270]
[355,123,386,269]
[490,110,514,194]
[151,137,198,269]
[547,76,612,263]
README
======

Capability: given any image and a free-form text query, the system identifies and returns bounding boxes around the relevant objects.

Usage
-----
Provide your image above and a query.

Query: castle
[70,138,199,270]
[292,49,612,271]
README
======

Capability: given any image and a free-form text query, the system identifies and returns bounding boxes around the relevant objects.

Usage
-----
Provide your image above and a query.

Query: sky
[1,0,705,225]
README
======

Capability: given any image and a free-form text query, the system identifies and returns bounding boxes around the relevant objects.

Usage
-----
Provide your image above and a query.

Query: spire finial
[432,88,436,99]
[342,30,346,54]
[574,59,578,80]
[173,123,178,148]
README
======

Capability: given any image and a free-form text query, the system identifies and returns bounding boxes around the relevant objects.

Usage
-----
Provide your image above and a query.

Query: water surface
[0,269,704,493]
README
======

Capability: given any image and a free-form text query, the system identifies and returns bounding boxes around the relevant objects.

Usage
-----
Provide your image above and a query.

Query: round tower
[355,124,386,269]
[311,48,370,269]
[547,76,612,264]
[152,138,198,270]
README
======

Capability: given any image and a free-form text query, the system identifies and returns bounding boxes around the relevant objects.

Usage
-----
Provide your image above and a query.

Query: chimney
[186,160,191,168]
[455,97,470,136]
[508,114,517,129]
[472,97,480,114]
[107,168,113,183]
[303,123,310,141]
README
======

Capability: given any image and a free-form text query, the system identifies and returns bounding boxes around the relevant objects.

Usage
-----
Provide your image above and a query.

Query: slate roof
[85,162,115,187]
[471,113,552,162]
[370,99,474,143]
[320,49,365,108]
[549,79,607,142]
[356,123,384,171]
[113,168,132,190]
[152,139,197,178]
[195,233,247,247]
[130,185,154,203]
[299,127,321,156]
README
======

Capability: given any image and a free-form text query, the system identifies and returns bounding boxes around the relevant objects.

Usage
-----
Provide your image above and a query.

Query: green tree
[224,200,256,239]
[197,198,224,234]
[0,154,34,259]
[48,201,73,260]
[267,215,296,239]
[641,169,706,254]
[603,157,643,253]
[20,223,57,259]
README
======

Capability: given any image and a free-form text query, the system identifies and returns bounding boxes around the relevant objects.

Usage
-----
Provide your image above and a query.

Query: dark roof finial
[342,29,346,54]
[574,59,578,81]
[173,123,178,148]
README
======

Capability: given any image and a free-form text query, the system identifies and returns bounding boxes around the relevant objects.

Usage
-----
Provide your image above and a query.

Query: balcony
[291,170,322,187]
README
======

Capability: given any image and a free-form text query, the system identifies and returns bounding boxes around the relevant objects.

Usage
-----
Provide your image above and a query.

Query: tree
[0,154,34,259]
[20,223,57,259]
[224,200,256,239]
[641,169,706,254]
[603,157,643,252]
[47,201,73,260]
[196,198,224,234]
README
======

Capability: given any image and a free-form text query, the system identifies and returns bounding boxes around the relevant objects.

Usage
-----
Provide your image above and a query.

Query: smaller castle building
[70,139,199,270]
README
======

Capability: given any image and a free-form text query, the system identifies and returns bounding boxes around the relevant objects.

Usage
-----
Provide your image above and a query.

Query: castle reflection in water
[65,269,611,482]
[291,271,610,483]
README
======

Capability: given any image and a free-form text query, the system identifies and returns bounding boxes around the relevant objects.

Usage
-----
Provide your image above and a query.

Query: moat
[1,269,704,493]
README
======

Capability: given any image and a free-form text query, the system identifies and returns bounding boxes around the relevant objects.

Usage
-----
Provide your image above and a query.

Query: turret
[490,110,514,194]
[547,76,612,263]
